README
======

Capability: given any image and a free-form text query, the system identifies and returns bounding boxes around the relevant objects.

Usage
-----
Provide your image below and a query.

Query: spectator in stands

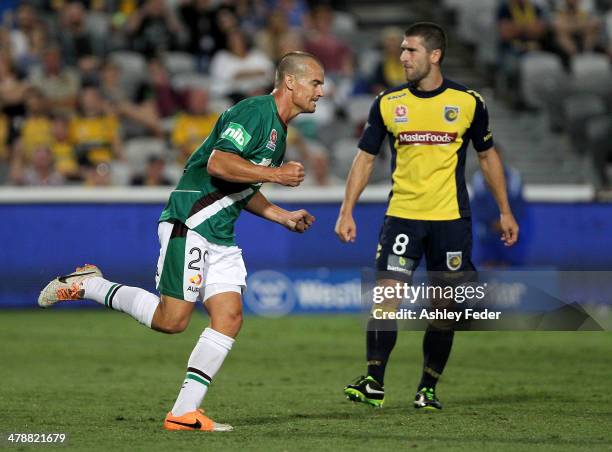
[69,85,124,166]
[131,155,173,186]
[7,2,40,66]
[276,29,305,56]
[497,0,549,105]
[14,87,52,162]
[171,87,219,164]
[125,0,184,57]
[50,114,79,179]
[0,113,10,180]
[146,57,183,119]
[178,0,219,70]
[57,1,107,71]
[207,1,241,53]
[0,27,10,54]
[255,10,298,62]
[29,45,80,114]
[99,60,163,138]
[0,50,28,120]
[370,26,406,94]
[10,89,80,181]
[269,0,309,28]
[498,0,548,54]
[304,3,352,78]
[82,161,112,186]
[9,145,65,186]
[552,0,602,62]
[235,0,269,33]
[209,29,274,99]
[14,22,48,75]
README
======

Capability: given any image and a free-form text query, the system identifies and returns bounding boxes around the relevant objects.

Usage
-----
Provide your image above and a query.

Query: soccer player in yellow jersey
[336,23,519,410]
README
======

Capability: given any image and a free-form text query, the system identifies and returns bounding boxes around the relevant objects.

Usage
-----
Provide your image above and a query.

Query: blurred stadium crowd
[0,0,611,188]
[449,0,612,189]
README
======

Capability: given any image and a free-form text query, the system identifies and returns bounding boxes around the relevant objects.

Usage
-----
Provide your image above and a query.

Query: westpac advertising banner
[243,269,363,316]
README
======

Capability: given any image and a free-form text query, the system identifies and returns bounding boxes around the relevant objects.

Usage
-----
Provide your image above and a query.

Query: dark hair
[405,22,447,63]
[274,51,323,87]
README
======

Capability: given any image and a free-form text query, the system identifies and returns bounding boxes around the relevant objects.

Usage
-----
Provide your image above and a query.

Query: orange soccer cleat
[163,409,233,432]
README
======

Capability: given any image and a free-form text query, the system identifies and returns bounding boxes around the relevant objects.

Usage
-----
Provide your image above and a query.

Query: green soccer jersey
[159,95,287,245]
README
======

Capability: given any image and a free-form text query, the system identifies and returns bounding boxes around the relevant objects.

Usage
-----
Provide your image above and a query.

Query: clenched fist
[284,209,315,233]
[272,161,305,187]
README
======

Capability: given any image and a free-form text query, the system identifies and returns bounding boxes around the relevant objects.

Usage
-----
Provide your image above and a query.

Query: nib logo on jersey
[221,122,252,150]
[398,131,458,145]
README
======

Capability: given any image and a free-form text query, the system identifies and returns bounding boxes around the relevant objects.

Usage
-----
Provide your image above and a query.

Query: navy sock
[366,318,397,386]
[418,326,454,390]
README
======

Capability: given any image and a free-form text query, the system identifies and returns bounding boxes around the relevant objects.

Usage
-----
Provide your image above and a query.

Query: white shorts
[155,221,247,302]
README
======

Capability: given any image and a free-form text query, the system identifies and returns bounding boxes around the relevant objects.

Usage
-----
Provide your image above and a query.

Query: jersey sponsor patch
[189,274,202,285]
[266,129,278,151]
[444,106,460,122]
[221,122,252,151]
[398,131,458,145]
[387,254,414,275]
[394,105,408,123]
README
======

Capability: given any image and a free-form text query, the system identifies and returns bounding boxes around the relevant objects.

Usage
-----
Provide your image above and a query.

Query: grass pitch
[1,309,611,451]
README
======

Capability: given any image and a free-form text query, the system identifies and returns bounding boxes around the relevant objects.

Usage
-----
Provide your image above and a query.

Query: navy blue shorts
[375,216,476,275]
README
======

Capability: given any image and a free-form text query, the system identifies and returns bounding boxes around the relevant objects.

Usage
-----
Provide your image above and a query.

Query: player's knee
[214,305,242,336]
[224,306,243,330]
[157,316,190,334]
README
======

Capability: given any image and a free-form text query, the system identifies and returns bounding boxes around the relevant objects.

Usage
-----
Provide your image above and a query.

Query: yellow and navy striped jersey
[359,79,493,220]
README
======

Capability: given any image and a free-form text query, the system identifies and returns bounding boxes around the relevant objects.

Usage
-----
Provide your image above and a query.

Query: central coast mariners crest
[446,251,462,271]
[444,106,460,122]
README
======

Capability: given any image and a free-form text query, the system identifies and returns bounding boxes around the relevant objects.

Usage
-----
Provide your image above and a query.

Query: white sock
[82,277,160,328]
[171,328,234,416]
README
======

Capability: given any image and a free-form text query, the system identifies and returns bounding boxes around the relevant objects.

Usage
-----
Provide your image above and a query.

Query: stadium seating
[562,93,607,152]
[109,51,147,99]
[331,137,360,180]
[124,137,168,170]
[162,52,197,76]
[519,52,567,110]
[585,114,612,187]
[171,73,211,92]
[345,95,375,126]
[570,53,612,97]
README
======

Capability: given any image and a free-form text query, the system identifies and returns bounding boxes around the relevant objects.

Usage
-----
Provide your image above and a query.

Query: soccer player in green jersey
[38,52,324,431]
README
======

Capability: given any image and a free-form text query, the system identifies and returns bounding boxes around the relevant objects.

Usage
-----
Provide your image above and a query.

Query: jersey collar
[269,94,288,132]
[408,78,448,98]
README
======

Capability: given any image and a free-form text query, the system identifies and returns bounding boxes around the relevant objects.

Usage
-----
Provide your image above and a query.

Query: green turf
[1,309,611,451]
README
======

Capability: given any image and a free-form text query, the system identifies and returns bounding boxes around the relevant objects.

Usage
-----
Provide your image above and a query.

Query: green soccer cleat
[344,375,385,407]
[414,387,442,411]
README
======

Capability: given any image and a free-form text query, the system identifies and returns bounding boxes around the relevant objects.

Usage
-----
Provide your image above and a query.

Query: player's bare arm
[207,150,305,186]
[335,150,376,243]
[245,191,315,233]
[477,147,519,246]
